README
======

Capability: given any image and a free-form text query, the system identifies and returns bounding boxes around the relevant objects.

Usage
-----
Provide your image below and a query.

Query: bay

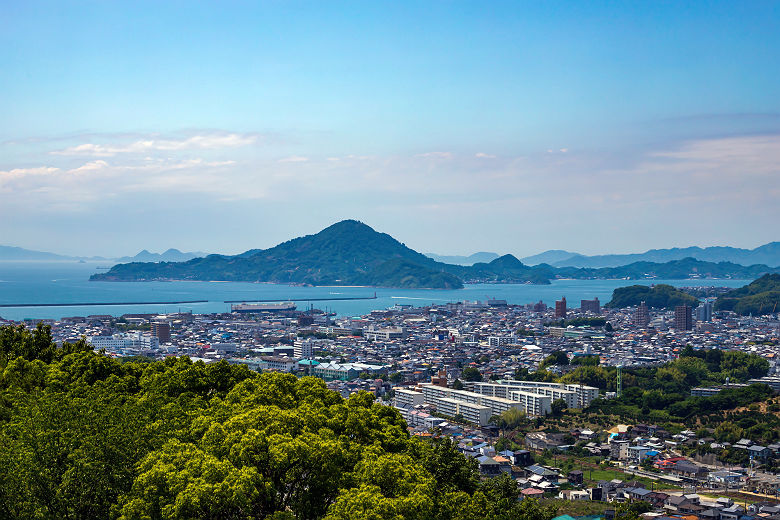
[0,261,750,321]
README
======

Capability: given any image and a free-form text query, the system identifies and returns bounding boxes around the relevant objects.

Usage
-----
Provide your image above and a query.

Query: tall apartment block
[151,321,171,344]
[555,297,567,318]
[634,301,649,328]
[675,305,693,331]
[580,297,600,314]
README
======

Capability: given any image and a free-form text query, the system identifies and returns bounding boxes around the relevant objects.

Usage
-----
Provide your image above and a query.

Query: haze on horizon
[1,1,778,259]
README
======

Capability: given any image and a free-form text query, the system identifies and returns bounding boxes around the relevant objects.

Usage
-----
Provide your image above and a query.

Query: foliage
[0,324,561,520]
[540,351,569,368]
[606,284,699,309]
[715,274,780,315]
[461,366,483,382]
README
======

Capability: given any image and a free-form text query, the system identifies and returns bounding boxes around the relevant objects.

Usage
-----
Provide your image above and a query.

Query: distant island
[522,242,780,268]
[91,220,780,289]
[0,245,205,264]
[715,274,780,315]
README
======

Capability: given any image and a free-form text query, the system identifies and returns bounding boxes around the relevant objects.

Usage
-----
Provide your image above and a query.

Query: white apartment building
[363,327,406,341]
[394,388,424,408]
[258,356,299,373]
[475,380,599,408]
[419,383,549,424]
[87,332,159,351]
[487,335,516,348]
[293,337,315,358]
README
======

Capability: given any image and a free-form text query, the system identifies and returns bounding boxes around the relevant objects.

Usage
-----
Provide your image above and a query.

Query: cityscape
[1,2,779,520]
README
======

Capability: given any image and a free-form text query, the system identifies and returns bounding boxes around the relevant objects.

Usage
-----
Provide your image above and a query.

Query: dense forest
[0,323,559,520]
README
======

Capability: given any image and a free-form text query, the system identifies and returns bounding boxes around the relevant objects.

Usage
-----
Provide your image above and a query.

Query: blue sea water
[0,261,751,321]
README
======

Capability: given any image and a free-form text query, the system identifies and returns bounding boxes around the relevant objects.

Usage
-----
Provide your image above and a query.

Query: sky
[1,1,779,258]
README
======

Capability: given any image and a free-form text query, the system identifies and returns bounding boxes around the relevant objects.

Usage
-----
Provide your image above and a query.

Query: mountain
[606,284,699,309]
[715,274,780,316]
[424,252,500,265]
[92,220,464,289]
[545,242,780,268]
[520,250,580,266]
[116,248,206,263]
[0,245,72,261]
[0,245,108,262]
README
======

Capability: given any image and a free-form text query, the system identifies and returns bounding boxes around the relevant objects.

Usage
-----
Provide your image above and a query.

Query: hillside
[714,274,780,315]
[561,257,778,280]
[424,251,499,265]
[606,284,699,309]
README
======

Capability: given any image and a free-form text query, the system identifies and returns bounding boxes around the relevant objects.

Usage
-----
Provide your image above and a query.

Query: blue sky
[1,1,779,257]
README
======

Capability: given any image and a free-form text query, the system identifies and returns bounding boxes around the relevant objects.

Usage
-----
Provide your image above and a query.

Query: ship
[231,302,297,313]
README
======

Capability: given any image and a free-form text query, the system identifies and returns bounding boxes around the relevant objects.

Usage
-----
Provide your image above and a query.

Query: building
[293,337,315,359]
[635,301,649,327]
[258,356,298,373]
[394,388,424,408]
[150,321,171,344]
[555,297,567,319]
[533,301,547,312]
[87,332,159,352]
[487,335,515,348]
[364,326,405,341]
[419,383,545,424]
[675,305,693,331]
[697,301,713,323]
[473,381,600,409]
[580,298,601,314]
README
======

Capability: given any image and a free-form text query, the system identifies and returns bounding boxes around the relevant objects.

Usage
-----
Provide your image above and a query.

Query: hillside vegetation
[715,274,780,315]
[0,323,557,520]
[606,284,699,309]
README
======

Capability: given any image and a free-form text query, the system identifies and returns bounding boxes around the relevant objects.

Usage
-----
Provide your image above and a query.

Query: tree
[551,398,568,417]
[452,379,464,390]
[461,367,482,382]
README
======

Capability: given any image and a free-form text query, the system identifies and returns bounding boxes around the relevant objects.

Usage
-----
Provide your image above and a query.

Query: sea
[0,261,751,321]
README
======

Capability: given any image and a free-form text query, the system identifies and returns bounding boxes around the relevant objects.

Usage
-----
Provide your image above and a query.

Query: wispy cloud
[277,156,309,163]
[415,151,452,159]
[52,132,259,157]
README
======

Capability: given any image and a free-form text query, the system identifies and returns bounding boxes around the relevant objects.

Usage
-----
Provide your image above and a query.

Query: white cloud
[278,156,309,163]
[475,152,496,159]
[53,133,258,157]
[415,151,452,159]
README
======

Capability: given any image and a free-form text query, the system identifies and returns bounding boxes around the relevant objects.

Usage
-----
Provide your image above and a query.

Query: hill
[115,248,206,263]
[92,220,465,289]
[714,274,780,315]
[424,251,499,265]
[606,283,699,309]
[520,249,580,266]
[545,242,780,268]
